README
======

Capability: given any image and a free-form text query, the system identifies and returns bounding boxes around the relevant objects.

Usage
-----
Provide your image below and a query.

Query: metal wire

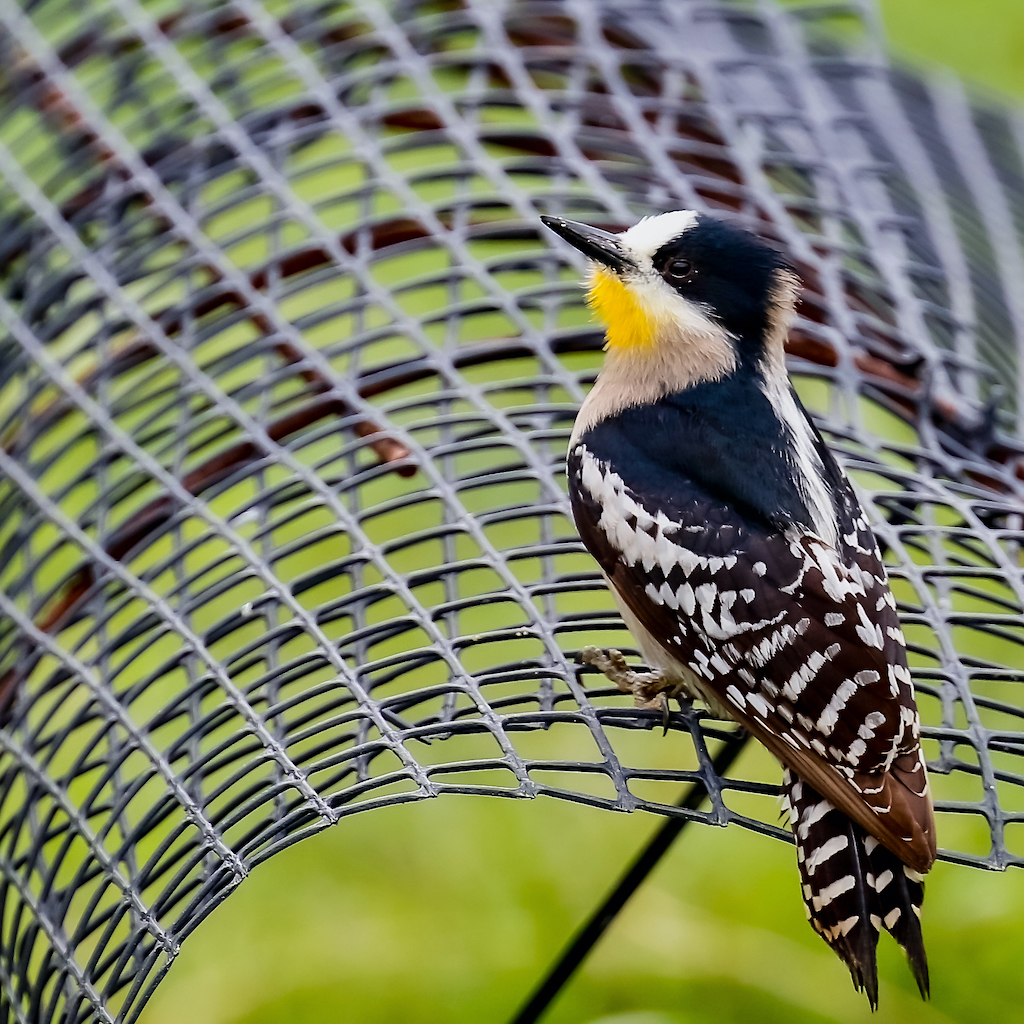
[509,729,750,1024]
[1,0,1024,1020]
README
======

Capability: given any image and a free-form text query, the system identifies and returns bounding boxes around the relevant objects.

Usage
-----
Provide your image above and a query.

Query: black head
[542,211,795,350]
[649,217,793,345]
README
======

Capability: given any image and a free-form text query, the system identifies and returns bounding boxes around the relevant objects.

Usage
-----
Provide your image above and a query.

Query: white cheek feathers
[585,265,729,354]
[573,261,737,443]
[583,210,710,354]
[573,213,740,443]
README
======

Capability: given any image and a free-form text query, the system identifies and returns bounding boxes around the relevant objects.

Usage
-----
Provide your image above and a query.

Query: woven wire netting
[1,0,1024,1019]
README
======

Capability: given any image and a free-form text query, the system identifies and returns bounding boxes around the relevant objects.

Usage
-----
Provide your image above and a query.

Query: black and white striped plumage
[543,211,936,1004]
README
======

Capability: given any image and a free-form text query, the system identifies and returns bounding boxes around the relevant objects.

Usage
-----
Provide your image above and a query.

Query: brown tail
[783,770,928,1007]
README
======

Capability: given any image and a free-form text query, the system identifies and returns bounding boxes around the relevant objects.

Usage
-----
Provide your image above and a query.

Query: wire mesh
[1,0,1024,1019]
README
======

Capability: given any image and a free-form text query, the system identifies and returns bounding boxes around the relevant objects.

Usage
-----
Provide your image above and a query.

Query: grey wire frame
[1,0,1024,1019]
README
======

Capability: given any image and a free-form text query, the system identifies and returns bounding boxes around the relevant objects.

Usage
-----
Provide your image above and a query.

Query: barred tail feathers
[868,834,928,998]
[783,770,928,1006]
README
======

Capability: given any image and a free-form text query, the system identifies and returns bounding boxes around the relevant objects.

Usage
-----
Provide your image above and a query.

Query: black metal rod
[508,730,750,1024]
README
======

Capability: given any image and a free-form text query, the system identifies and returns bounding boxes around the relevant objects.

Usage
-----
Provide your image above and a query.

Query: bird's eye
[664,258,693,282]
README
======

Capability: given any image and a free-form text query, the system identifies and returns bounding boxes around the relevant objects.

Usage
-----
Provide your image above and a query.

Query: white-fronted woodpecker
[542,210,936,1007]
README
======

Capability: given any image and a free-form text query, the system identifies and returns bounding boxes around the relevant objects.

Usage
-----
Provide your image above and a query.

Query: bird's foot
[581,646,678,729]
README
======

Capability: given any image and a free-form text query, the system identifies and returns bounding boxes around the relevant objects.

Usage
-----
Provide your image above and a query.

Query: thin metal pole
[508,730,750,1024]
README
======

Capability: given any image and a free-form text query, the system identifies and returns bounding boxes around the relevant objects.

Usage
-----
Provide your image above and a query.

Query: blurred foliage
[140,747,1024,1024]
[880,0,1024,98]
[132,5,1024,1024]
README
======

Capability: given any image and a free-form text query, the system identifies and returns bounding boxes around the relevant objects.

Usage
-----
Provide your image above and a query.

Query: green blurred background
[137,5,1024,1024]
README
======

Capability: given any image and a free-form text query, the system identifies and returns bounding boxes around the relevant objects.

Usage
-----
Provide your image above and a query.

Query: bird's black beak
[540,216,636,274]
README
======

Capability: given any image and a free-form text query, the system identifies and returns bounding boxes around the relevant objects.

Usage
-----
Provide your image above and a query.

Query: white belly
[606,574,737,722]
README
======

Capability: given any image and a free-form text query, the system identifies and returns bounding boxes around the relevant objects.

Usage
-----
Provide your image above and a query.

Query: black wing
[568,439,935,872]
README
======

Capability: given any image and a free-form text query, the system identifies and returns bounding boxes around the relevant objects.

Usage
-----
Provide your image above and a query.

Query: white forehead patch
[619,210,699,265]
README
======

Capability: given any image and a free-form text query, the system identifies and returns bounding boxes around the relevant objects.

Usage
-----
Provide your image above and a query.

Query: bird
[541,210,936,1006]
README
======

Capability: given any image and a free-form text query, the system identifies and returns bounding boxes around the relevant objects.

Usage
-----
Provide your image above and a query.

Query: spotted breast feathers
[567,407,935,872]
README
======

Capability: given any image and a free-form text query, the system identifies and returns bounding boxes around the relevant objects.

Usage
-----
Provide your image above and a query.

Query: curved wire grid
[1,0,1024,1019]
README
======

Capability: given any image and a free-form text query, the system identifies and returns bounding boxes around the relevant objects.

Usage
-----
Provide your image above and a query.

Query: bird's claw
[581,646,675,732]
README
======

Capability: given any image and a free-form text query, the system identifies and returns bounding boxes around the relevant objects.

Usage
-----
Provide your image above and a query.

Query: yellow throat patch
[585,267,656,351]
